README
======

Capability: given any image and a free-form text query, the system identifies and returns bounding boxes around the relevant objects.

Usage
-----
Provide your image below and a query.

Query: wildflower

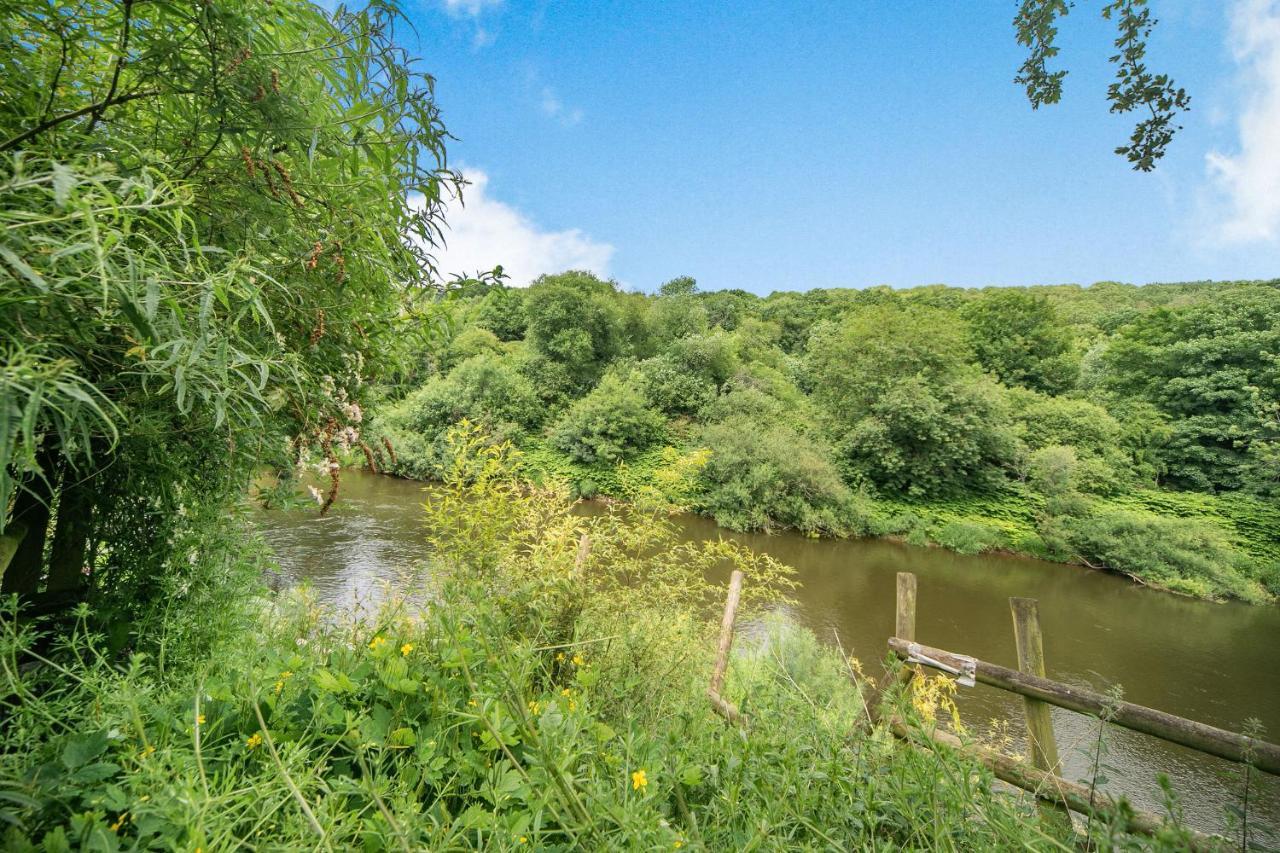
[519,837,528,844]
[555,652,566,662]
[139,744,155,759]
[568,699,578,712]
[196,713,206,726]
[468,697,478,707]
[528,699,542,714]
[307,485,324,506]
[674,841,684,849]
[631,769,648,790]
[561,688,573,697]
[109,812,128,832]
[369,636,387,651]
[401,642,414,656]
[572,653,585,667]
[246,733,264,750]
[274,680,285,694]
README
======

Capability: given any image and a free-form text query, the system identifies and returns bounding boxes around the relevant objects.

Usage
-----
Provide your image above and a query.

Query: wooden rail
[888,636,1280,777]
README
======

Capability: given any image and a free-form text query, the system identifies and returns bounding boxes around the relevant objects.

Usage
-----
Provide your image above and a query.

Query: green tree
[524,271,629,391]
[1097,285,1280,491]
[1,0,458,603]
[963,289,1078,394]
[808,304,1018,497]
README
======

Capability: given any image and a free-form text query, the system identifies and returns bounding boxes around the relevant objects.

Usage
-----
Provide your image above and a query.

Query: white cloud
[539,86,584,126]
[1204,0,1280,243]
[420,169,614,286]
[441,0,501,17]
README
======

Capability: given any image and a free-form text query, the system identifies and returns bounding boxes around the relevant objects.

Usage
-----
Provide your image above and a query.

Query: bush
[550,373,666,463]
[1059,509,1270,603]
[930,520,1009,555]
[697,416,871,536]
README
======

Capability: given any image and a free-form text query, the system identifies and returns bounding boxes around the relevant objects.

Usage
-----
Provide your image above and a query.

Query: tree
[1,0,458,603]
[807,304,1018,497]
[1097,285,1280,491]
[524,271,629,391]
[1014,0,1190,170]
[963,290,1077,394]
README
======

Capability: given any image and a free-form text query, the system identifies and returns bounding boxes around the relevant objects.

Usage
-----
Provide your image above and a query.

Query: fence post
[1010,597,1071,830]
[896,572,916,642]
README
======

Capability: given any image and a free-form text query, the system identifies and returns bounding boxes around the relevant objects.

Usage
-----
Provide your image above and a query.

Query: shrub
[1059,509,1270,603]
[930,520,1009,555]
[550,373,665,463]
[697,416,870,536]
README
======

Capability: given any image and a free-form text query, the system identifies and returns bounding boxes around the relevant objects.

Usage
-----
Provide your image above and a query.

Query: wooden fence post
[708,570,746,725]
[896,572,917,643]
[1010,597,1070,829]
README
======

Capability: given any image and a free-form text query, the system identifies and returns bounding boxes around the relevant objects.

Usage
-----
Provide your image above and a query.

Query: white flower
[307,485,324,505]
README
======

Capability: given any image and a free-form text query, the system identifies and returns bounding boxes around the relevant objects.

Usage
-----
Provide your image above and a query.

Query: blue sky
[402,0,1280,294]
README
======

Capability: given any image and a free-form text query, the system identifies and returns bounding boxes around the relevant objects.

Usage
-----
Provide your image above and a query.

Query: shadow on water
[256,469,1280,839]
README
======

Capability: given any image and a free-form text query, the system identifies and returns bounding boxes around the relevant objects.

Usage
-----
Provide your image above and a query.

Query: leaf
[0,246,47,292]
[62,730,110,770]
[51,162,75,208]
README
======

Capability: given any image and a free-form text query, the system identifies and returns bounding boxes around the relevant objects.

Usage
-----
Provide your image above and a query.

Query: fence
[709,569,1279,851]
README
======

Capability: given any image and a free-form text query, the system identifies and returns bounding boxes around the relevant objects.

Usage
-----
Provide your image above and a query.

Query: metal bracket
[907,642,976,687]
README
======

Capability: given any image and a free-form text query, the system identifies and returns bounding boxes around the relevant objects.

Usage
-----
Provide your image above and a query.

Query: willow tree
[0,0,459,605]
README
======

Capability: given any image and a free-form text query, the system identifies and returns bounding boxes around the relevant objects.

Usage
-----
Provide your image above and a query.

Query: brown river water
[256,469,1280,840]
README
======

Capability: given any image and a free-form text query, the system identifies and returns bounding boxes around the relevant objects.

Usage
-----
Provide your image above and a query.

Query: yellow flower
[572,653,585,667]
[139,744,155,759]
[568,699,578,712]
[631,769,648,790]
[274,680,285,694]
[528,699,542,714]
[560,688,573,697]
[401,642,414,656]
[519,837,528,844]
[674,841,684,849]
[195,714,206,726]
[109,812,128,832]
[369,636,387,651]
[468,697,478,708]
[555,652,566,662]
[246,733,264,750]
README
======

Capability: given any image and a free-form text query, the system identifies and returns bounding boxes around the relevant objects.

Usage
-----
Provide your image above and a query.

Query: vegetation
[0,0,462,615]
[0,432,1207,849]
[370,275,1280,603]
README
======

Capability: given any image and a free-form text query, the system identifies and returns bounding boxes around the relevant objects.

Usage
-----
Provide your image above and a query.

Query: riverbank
[363,430,1279,605]
[10,444,1217,851]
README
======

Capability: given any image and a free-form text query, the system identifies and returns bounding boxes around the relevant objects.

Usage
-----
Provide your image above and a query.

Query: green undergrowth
[0,428,1205,850]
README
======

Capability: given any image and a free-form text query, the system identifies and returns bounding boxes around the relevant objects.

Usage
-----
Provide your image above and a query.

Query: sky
[399,0,1280,294]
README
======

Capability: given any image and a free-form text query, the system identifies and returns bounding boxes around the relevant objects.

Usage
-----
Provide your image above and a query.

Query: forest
[368,273,1280,603]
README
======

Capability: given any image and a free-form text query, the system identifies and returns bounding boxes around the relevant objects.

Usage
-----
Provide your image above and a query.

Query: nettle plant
[1,0,461,606]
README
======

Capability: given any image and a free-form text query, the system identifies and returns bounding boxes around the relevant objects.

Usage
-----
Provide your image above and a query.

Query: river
[256,469,1280,840]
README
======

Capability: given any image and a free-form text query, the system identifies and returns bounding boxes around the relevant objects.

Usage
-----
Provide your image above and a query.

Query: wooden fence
[709,569,1279,851]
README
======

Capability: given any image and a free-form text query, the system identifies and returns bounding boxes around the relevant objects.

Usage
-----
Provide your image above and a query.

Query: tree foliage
[1,0,458,603]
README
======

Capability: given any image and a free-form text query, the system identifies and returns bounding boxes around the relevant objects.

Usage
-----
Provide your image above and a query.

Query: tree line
[369,273,1280,603]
